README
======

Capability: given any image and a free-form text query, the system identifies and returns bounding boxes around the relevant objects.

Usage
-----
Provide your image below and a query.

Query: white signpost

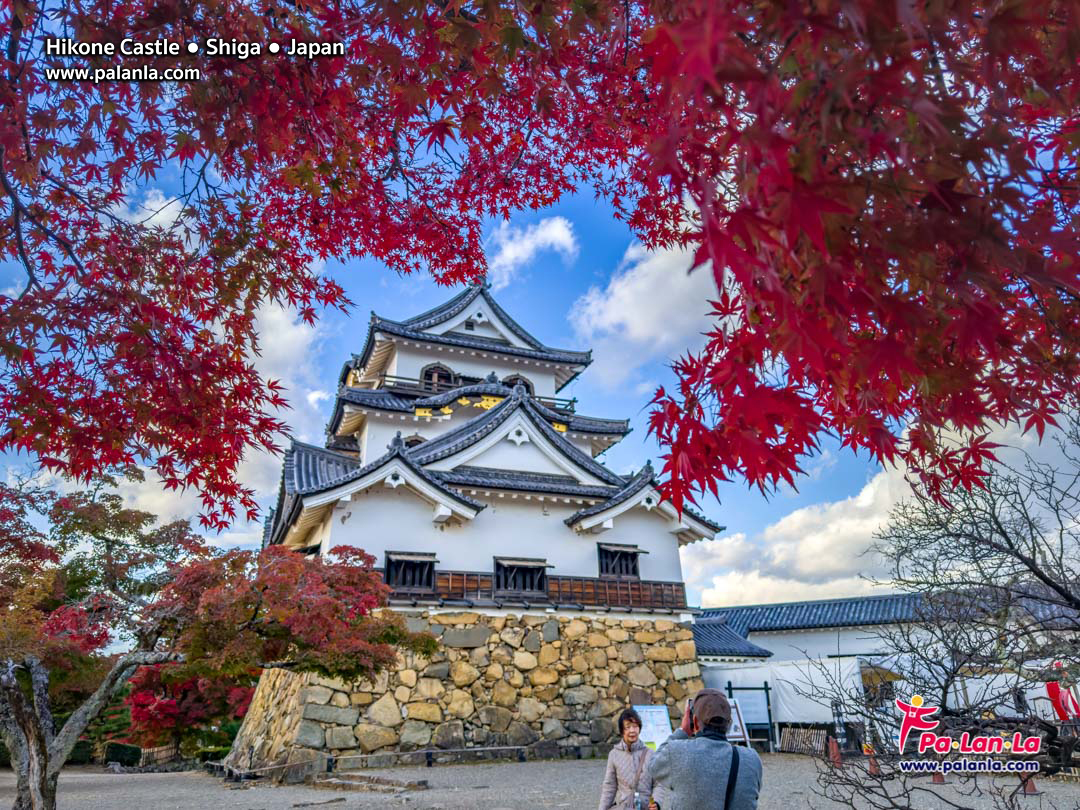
[727,698,750,745]
[632,704,674,751]
[632,700,751,749]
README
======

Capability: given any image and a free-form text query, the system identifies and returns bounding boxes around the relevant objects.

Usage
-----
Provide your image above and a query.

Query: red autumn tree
[125,664,255,753]
[0,476,433,810]
[1,2,1077,516]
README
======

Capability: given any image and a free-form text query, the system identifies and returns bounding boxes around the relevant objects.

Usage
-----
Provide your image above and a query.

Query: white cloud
[306,390,331,409]
[569,243,717,387]
[700,572,882,607]
[486,217,578,290]
[113,187,185,231]
[681,465,912,606]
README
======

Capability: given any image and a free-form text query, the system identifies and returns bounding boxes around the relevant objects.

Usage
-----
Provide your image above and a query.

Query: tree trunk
[11,772,57,810]
[2,651,179,810]
[10,755,31,810]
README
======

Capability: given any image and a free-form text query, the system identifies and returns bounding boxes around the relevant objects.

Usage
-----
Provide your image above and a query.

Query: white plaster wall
[430,299,531,349]
[324,487,685,582]
[443,435,582,478]
[360,412,473,464]
[745,626,891,661]
[443,320,510,343]
[390,345,558,398]
[566,435,595,456]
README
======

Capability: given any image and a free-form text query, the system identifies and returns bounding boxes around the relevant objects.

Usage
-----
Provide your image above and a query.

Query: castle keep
[227,283,716,770]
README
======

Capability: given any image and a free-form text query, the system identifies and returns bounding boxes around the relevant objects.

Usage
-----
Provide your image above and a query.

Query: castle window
[464,320,476,331]
[502,375,534,395]
[404,435,426,448]
[494,557,550,593]
[598,543,646,579]
[385,551,437,591]
[420,363,455,392]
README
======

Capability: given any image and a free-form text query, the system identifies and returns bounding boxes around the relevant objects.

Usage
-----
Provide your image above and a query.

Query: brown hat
[691,689,732,727]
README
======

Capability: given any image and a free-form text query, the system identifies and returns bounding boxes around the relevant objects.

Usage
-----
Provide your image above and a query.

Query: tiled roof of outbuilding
[692,618,774,658]
[699,593,923,635]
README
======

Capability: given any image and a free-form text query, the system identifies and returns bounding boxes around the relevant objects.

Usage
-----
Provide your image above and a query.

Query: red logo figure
[895,694,940,751]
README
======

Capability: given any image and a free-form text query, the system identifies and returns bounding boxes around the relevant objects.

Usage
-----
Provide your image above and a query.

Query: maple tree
[0,476,432,810]
[1,1,1078,519]
[125,665,254,753]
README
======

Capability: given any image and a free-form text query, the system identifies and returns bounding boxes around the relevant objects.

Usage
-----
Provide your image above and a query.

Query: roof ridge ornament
[389,431,405,451]
[512,383,527,399]
[485,371,499,383]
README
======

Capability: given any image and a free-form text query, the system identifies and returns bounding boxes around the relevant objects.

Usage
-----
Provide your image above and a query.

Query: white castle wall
[744,626,891,661]
[322,487,685,583]
[391,345,560,398]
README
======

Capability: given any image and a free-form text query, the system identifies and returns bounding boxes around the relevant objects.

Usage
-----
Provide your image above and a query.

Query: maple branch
[47,650,181,777]
[0,146,87,284]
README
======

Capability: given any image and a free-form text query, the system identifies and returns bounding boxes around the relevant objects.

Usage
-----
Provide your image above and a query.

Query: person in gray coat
[599,708,654,810]
[649,689,762,810]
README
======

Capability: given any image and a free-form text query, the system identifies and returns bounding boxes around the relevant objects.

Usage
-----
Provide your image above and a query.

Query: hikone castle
[227,282,717,771]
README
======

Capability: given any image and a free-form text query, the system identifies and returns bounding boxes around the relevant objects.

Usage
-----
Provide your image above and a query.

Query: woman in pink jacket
[599,708,655,810]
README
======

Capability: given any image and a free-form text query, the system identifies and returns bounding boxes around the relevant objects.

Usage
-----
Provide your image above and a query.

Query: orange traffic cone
[932,763,949,785]
[1019,774,1042,796]
[827,736,843,768]
[868,751,881,777]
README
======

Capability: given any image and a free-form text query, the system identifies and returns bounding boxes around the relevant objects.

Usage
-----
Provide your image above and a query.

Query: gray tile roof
[563,463,723,534]
[400,282,554,352]
[266,435,485,546]
[337,387,415,411]
[692,618,774,658]
[406,385,627,487]
[699,593,923,634]
[339,284,592,384]
[414,381,517,408]
[431,466,619,498]
[370,318,591,366]
[285,440,364,496]
[565,463,655,526]
[329,380,630,438]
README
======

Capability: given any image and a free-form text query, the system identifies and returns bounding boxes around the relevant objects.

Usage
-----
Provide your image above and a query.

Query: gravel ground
[4,755,1080,809]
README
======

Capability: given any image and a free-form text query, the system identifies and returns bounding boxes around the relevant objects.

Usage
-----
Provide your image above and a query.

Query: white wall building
[263,282,721,618]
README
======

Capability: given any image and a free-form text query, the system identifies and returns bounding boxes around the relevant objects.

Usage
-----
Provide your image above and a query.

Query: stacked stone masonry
[226,612,702,771]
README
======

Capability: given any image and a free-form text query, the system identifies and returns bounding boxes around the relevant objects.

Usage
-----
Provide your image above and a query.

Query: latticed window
[494,557,549,593]
[385,552,437,591]
[598,544,645,579]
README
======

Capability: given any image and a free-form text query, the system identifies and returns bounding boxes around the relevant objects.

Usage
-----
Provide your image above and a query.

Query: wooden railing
[376,374,576,413]
[379,569,687,610]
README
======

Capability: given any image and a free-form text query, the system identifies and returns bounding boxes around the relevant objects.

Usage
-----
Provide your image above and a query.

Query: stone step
[311,773,429,793]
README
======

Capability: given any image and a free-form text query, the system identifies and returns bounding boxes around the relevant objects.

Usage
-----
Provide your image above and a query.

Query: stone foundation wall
[226,612,702,771]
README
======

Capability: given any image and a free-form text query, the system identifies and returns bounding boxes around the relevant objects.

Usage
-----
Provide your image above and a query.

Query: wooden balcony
[377,374,576,413]
[379,569,688,611]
